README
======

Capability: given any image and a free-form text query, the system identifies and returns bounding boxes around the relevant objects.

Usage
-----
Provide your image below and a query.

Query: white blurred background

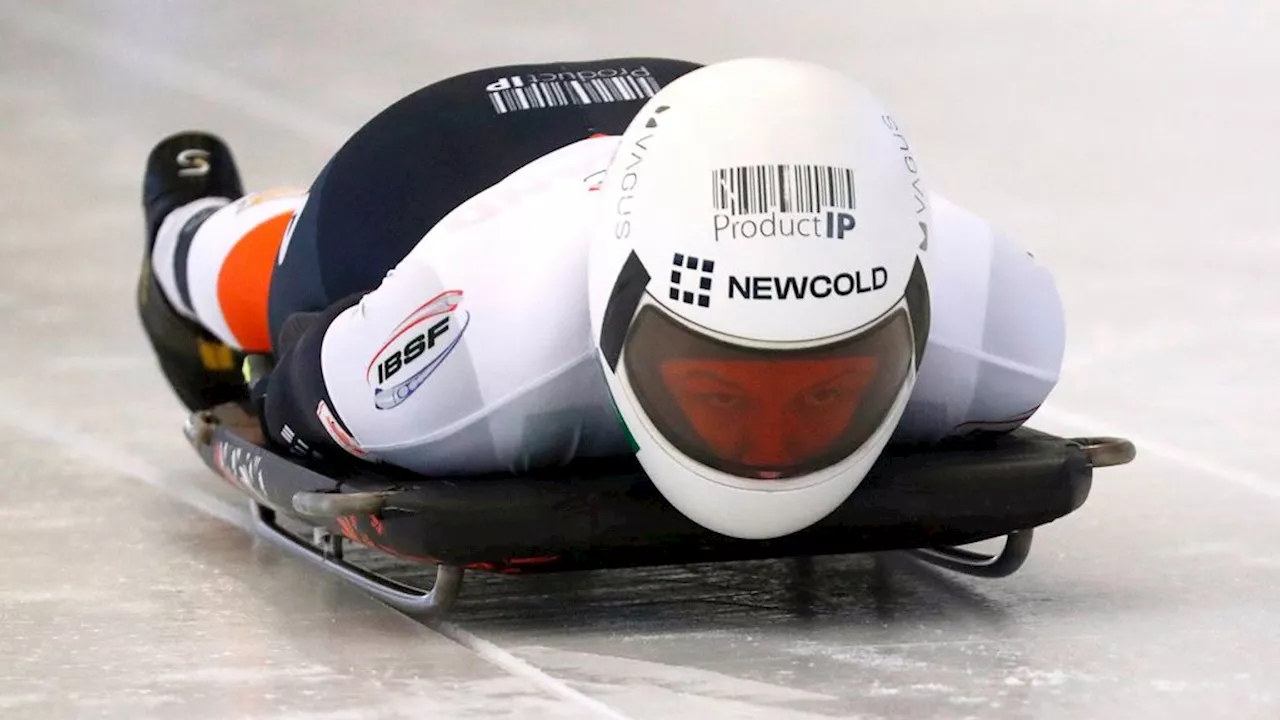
[1,2,1277,718]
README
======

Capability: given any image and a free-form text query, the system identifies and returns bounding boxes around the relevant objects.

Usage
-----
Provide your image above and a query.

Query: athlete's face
[659,357,879,477]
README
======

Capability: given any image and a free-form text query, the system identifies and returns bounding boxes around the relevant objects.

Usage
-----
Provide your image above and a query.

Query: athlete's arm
[894,193,1065,442]
[256,293,367,460]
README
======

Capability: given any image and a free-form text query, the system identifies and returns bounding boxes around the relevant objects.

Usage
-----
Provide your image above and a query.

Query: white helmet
[588,58,931,539]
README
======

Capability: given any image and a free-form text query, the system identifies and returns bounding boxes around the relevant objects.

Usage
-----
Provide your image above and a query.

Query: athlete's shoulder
[927,192,992,240]
[416,135,621,249]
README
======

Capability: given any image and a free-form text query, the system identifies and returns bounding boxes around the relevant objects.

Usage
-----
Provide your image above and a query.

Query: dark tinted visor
[623,305,913,480]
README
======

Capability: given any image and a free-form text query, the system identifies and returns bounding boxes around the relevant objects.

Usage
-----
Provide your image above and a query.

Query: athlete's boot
[136,131,249,412]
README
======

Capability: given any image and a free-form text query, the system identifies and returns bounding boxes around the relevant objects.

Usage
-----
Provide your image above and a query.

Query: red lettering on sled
[335,514,442,564]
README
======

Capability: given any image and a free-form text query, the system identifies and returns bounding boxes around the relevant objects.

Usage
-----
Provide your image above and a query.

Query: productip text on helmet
[713,210,856,241]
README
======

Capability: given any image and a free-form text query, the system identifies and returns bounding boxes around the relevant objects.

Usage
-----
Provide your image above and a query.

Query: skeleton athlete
[137,57,1063,539]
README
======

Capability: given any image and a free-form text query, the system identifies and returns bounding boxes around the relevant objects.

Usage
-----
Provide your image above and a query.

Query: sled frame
[186,405,1135,619]
[903,437,1132,578]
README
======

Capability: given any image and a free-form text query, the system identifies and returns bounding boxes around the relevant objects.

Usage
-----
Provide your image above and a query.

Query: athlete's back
[267,58,702,344]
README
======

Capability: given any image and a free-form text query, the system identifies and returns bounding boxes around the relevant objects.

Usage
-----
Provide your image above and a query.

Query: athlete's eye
[802,387,844,406]
[697,392,742,409]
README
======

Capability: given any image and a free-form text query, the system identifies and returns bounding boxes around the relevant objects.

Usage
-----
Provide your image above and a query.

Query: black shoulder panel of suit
[267,57,703,341]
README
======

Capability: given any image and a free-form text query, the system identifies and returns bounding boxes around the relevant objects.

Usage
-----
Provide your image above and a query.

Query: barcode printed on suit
[488,76,661,114]
[712,165,857,215]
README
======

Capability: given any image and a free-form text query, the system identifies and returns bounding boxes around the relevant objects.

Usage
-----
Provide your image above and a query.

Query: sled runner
[184,403,1135,621]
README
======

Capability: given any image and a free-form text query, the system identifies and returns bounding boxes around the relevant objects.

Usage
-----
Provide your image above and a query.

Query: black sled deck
[185,404,1135,621]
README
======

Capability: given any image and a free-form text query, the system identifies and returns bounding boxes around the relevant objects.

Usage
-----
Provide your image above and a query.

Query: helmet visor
[623,305,914,480]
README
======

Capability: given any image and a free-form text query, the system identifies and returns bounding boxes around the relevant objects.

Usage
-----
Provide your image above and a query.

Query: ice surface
[1,1,1277,717]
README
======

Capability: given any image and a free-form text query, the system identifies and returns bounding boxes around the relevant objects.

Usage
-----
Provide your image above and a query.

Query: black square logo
[670,253,713,307]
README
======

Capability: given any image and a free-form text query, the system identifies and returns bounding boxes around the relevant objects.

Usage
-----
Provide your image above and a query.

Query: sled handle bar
[1071,437,1136,468]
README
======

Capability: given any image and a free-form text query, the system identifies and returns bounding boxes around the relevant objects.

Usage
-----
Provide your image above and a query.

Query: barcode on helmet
[712,165,857,215]
[488,76,661,114]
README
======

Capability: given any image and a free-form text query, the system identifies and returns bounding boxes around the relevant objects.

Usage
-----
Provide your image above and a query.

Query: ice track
[2,1,1278,717]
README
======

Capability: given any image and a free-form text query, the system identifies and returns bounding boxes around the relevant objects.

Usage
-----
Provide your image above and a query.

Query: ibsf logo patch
[365,290,469,410]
